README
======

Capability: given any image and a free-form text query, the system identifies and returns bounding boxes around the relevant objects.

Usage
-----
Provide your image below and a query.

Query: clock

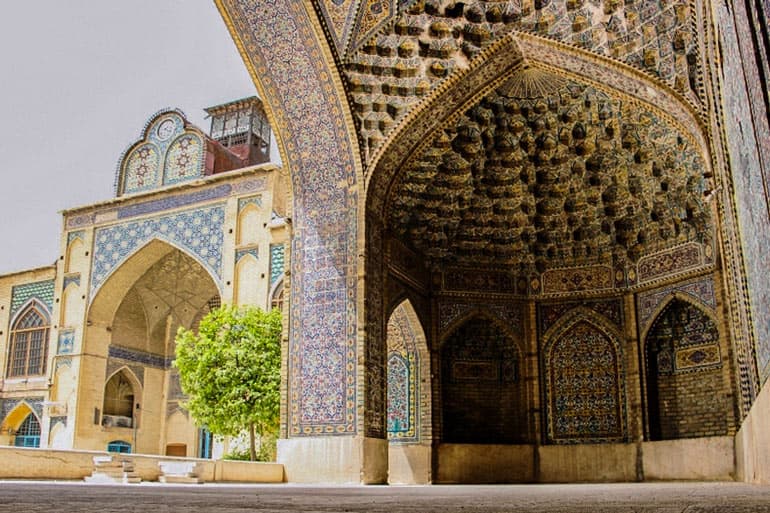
[156,119,176,141]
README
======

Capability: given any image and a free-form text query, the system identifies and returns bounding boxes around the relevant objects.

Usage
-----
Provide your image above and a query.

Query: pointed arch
[643,296,726,440]
[440,307,524,353]
[103,367,141,426]
[269,275,284,312]
[163,132,205,185]
[1,401,37,433]
[89,238,222,323]
[639,290,718,343]
[7,301,51,378]
[541,310,626,444]
[60,282,80,328]
[234,253,260,306]
[65,237,86,274]
[440,312,526,444]
[366,30,711,220]
[386,299,430,443]
[236,202,261,246]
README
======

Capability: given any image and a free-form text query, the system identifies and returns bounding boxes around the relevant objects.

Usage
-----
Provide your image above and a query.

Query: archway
[440,315,525,444]
[644,298,726,440]
[79,239,220,454]
[385,299,431,484]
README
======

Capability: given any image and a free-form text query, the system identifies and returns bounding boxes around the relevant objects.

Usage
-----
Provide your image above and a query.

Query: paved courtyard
[0,481,769,512]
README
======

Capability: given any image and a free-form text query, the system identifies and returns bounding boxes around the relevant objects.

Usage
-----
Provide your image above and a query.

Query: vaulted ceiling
[386,68,710,270]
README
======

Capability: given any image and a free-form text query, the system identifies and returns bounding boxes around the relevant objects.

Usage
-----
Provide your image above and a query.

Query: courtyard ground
[0,481,769,512]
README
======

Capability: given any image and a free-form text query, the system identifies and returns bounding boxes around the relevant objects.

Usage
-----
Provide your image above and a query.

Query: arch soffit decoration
[387,298,429,356]
[639,291,718,344]
[1,402,39,432]
[541,305,624,355]
[214,0,364,201]
[439,308,524,355]
[365,30,712,217]
[386,292,427,331]
[88,238,223,324]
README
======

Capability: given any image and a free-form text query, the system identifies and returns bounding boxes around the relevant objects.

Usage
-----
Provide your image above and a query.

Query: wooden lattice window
[7,304,49,377]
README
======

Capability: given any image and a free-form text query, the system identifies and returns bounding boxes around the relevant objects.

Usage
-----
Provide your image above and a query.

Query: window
[7,304,50,377]
[107,440,132,454]
[270,283,284,312]
[14,414,40,448]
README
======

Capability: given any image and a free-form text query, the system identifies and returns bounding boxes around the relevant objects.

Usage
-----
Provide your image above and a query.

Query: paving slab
[0,481,769,512]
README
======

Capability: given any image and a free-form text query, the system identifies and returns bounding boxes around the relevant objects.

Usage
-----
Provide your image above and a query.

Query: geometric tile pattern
[269,243,285,286]
[123,143,160,194]
[163,135,204,185]
[10,280,55,318]
[543,318,625,443]
[66,230,85,246]
[91,204,225,298]
[636,276,715,335]
[117,112,204,196]
[717,5,770,384]
[235,247,259,263]
[538,299,622,336]
[238,195,262,212]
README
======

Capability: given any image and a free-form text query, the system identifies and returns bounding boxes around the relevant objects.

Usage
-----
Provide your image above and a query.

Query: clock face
[157,119,176,141]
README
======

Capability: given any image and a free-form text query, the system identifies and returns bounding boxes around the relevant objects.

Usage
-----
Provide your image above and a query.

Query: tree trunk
[249,422,256,461]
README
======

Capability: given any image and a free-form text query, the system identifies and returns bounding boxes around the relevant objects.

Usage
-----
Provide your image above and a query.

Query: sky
[0,1,258,274]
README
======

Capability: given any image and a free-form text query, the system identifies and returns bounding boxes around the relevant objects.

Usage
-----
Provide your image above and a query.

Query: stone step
[158,475,204,484]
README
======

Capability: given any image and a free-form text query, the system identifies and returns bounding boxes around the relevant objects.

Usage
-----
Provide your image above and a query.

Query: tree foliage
[174,305,282,460]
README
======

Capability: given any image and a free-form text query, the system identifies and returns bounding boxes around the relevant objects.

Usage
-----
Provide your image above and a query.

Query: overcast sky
[0,1,258,274]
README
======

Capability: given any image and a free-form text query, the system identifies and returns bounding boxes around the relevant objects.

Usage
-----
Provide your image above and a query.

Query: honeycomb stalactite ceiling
[386,68,711,271]
[346,0,702,159]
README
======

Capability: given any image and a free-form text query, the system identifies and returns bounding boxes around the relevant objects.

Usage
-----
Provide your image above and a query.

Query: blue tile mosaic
[91,204,225,298]
[238,195,262,212]
[67,231,85,246]
[269,244,285,285]
[11,281,55,318]
[228,0,360,435]
[108,345,170,369]
[57,330,75,355]
[117,184,233,220]
[62,274,81,290]
[235,247,259,262]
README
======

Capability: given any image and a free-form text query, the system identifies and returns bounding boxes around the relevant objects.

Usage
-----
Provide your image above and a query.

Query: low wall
[735,383,770,483]
[538,443,637,483]
[643,437,734,481]
[436,444,535,483]
[0,446,284,483]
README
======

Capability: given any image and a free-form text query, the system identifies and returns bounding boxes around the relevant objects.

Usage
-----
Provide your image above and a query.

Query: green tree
[174,305,281,461]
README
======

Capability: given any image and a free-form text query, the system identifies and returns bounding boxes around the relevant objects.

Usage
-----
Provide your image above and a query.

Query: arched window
[270,282,284,312]
[14,414,41,448]
[7,304,50,377]
[103,371,135,427]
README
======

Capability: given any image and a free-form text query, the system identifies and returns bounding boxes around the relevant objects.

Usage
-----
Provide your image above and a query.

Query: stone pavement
[0,481,769,512]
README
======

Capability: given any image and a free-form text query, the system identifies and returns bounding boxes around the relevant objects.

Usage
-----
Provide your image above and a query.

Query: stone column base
[277,436,387,484]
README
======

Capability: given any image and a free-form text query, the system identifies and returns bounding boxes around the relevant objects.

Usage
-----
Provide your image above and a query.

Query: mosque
[1,0,770,484]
